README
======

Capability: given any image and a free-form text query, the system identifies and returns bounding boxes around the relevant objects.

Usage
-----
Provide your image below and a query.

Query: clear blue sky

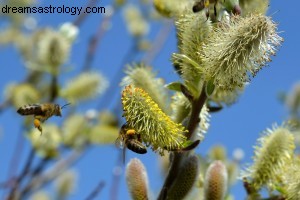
[0,0,299,199]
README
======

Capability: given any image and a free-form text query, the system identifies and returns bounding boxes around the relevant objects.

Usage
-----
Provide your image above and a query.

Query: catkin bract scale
[122,85,187,154]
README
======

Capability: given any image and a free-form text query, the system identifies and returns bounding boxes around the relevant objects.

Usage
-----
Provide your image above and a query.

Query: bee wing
[122,146,126,165]
[115,136,127,164]
[115,136,125,149]
[17,104,44,116]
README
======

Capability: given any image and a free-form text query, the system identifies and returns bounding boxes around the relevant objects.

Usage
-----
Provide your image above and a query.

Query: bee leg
[33,118,43,135]
[137,133,142,142]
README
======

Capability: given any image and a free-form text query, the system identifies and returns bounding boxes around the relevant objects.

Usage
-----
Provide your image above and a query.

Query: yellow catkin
[243,126,295,190]
[122,85,187,154]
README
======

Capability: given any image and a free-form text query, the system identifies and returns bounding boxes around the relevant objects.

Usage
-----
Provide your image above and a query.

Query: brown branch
[20,151,82,197]
[82,8,116,71]
[7,148,35,200]
[157,86,207,200]
[73,0,98,27]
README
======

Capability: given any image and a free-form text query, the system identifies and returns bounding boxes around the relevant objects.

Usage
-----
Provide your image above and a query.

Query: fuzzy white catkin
[204,161,228,200]
[201,14,282,91]
[60,72,108,103]
[242,126,295,190]
[126,158,149,200]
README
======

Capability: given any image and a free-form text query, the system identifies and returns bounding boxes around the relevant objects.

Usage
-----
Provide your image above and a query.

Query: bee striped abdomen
[17,104,44,116]
[126,139,147,154]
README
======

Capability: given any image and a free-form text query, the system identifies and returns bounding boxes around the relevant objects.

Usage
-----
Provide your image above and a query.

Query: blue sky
[0,0,299,199]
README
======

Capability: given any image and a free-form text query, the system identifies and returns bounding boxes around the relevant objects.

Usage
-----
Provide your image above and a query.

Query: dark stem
[73,0,98,27]
[20,149,85,198]
[84,181,105,200]
[260,196,285,200]
[30,158,50,178]
[7,148,35,200]
[157,86,207,200]
[49,75,58,102]
[186,87,207,139]
[6,128,25,185]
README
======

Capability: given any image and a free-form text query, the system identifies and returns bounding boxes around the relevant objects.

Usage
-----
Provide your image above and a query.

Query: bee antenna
[61,103,71,109]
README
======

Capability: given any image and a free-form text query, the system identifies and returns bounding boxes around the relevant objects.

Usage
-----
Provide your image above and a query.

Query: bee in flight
[17,103,70,134]
[115,123,147,163]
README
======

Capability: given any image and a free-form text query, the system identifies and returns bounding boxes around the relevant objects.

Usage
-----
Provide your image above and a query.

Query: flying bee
[17,103,70,134]
[115,124,147,163]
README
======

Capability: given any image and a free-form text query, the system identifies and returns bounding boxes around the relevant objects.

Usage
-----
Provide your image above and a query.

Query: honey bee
[17,103,70,134]
[193,0,209,13]
[115,124,147,163]
[193,0,224,19]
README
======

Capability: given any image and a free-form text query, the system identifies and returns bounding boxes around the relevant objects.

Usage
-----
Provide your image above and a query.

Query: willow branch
[157,86,207,200]
[142,20,173,65]
[7,148,35,200]
[73,0,98,27]
[82,8,116,71]
[20,151,81,197]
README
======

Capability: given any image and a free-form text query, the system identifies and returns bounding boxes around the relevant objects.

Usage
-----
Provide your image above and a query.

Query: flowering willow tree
[0,0,299,199]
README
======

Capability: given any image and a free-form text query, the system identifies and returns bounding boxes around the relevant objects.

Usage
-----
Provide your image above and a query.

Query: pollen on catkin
[242,125,295,191]
[126,158,149,200]
[121,63,169,113]
[201,14,282,91]
[121,85,188,155]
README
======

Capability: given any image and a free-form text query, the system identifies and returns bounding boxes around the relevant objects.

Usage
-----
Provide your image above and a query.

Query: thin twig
[73,0,98,27]
[6,129,25,184]
[84,181,105,200]
[0,100,10,114]
[82,8,116,71]
[142,20,173,65]
[96,41,138,110]
[20,151,82,197]
[7,148,35,200]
